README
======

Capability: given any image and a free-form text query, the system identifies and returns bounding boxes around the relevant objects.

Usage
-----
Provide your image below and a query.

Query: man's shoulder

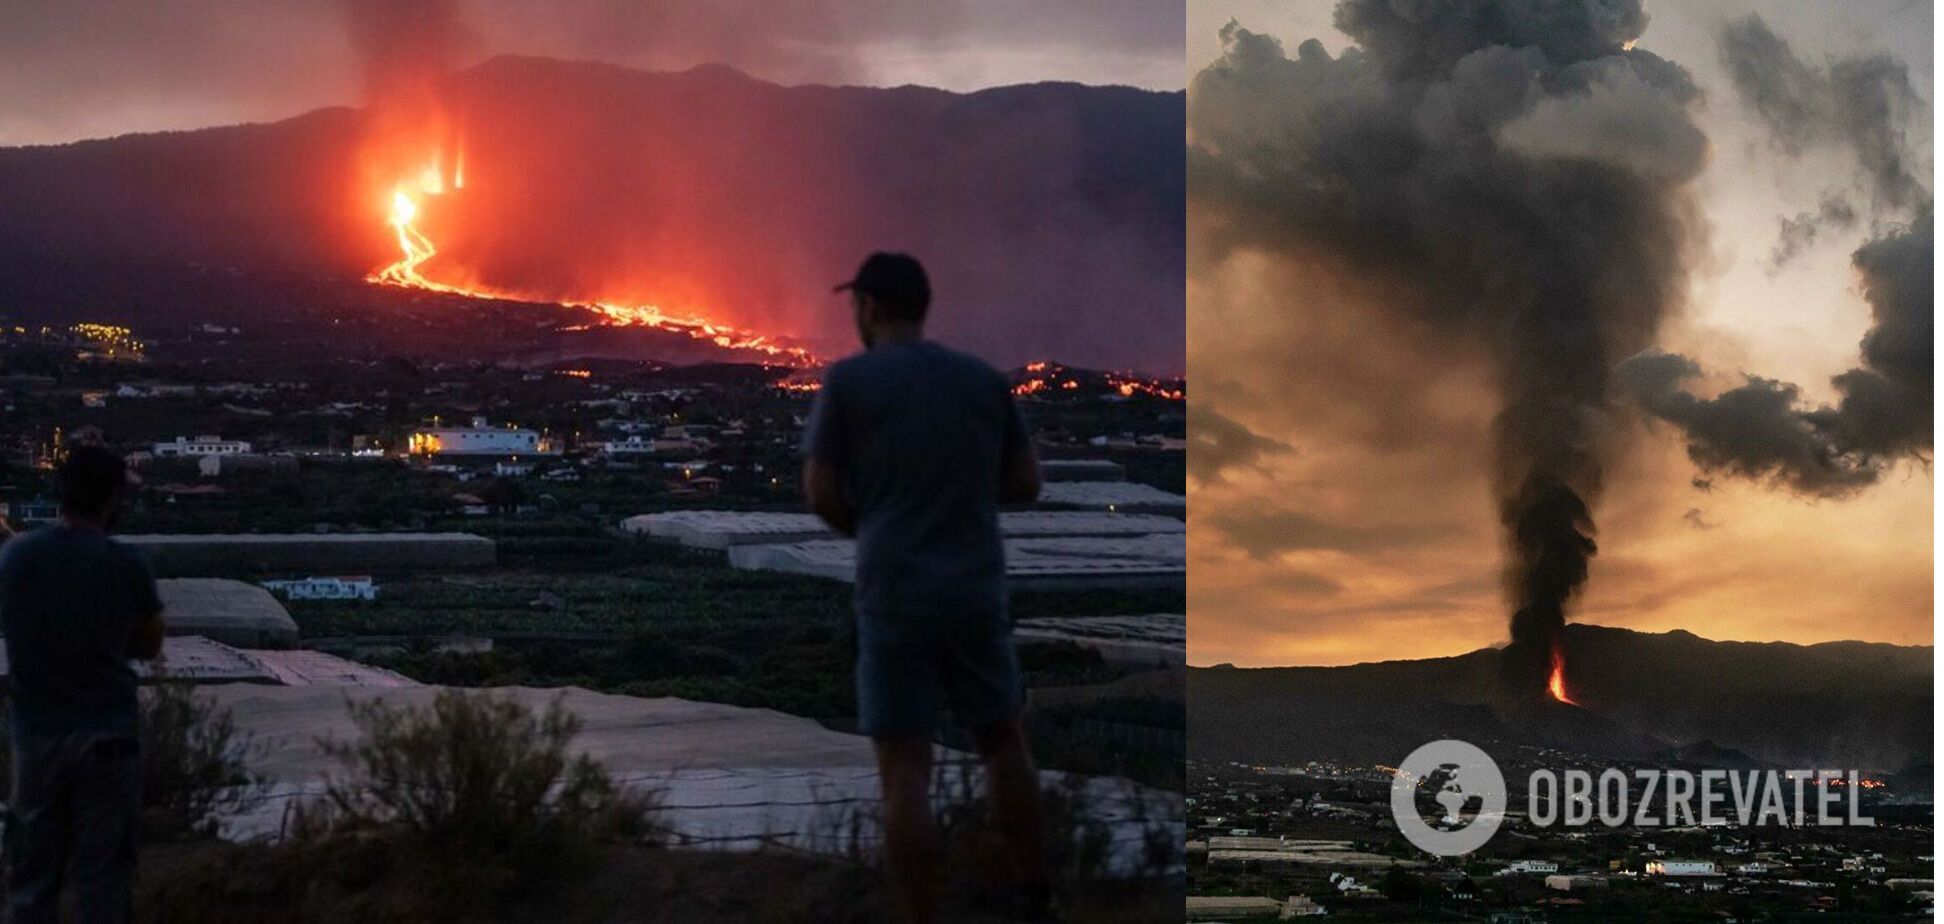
[828,343,1005,391]
[0,526,63,566]
[922,342,1007,387]
[824,352,870,382]
[104,536,151,570]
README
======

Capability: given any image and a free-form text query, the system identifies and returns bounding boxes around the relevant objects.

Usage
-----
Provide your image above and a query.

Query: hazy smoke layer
[341,0,466,96]
[1188,0,1708,689]
[1619,206,1933,495]
[1719,14,1922,211]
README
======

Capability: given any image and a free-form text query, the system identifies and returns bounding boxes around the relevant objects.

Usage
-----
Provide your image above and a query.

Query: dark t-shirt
[801,340,1031,622]
[0,525,160,737]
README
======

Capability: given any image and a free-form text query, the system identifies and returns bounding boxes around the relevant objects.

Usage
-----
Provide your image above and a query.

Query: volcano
[0,58,1183,371]
[1190,624,1932,777]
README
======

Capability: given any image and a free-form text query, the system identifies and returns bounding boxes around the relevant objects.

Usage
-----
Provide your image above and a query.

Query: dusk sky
[0,0,1184,147]
[1188,0,1933,667]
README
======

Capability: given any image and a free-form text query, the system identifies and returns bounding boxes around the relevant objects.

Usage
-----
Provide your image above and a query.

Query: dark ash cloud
[1190,407,1292,484]
[1189,0,1708,691]
[1619,206,1933,496]
[1768,191,1857,272]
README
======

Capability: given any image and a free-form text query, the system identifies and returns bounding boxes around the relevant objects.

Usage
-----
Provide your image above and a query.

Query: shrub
[0,681,264,842]
[139,680,267,840]
[294,690,659,873]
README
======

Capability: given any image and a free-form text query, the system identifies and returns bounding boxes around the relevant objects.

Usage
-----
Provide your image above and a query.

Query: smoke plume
[1619,205,1933,495]
[1718,14,1923,212]
[341,0,467,97]
[1619,14,1932,497]
[1188,0,1707,693]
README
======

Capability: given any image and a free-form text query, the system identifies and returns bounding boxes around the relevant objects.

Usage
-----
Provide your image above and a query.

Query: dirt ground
[123,839,1182,923]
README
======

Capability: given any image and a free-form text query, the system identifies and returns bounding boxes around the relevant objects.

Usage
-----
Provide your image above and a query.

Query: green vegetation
[0,682,265,843]
[287,691,658,912]
[275,531,1185,789]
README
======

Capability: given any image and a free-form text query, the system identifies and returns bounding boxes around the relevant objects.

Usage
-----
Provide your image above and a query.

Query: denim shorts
[856,615,1024,737]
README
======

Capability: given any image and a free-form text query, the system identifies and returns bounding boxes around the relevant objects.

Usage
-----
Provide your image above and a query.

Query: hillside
[1189,624,1933,775]
[0,58,1183,371]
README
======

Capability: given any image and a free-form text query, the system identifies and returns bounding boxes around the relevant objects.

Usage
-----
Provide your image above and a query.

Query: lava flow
[366,166,816,365]
[1547,647,1577,705]
[1011,361,1185,400]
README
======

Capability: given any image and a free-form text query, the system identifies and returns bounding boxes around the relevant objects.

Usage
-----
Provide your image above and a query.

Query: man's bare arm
[128,609,164,661]
[804,458,858,537]
[1000,445,1042,505]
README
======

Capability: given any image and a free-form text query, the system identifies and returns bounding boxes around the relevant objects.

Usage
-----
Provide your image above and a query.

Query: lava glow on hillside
[366,158,816,366]
[1011,361,1185,400]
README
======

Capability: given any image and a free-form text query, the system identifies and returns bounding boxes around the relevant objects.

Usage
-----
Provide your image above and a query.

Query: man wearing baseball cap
[0,444,165,923]
[803,252,1053,922]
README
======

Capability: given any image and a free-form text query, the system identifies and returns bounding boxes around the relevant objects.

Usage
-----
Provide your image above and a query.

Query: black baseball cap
[833,252,931,312]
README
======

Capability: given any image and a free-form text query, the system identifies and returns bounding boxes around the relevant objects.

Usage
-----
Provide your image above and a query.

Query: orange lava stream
[1548,647,1577,705]
[1012,361,1185,400]
[366,184,815,365]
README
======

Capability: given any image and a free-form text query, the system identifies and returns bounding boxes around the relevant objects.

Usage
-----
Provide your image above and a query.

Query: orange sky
[1187,0,1934,667]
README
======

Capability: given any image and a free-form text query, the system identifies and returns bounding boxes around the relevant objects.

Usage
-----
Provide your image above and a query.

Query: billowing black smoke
[1619,206,1933,495]
[1617,14,1931,497]
[1188,0,1707,694]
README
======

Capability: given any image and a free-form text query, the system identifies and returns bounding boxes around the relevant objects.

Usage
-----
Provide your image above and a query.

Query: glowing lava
[374,189,440,288]
[365,164,815,365]
[1547,647,1576,705]
[1011,361,1185,400]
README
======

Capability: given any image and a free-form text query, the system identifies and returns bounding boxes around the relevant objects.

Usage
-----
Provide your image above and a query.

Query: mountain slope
[0,59,1183,371]
[1189,624,1932,775]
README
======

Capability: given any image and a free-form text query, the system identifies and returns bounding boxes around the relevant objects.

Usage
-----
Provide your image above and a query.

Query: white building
[409,417,554,457]
[601,435,660,459]
[154,435,252,457]
[1500,860,1560,875]
[1646,860,1720,877]
[260,576,379,601]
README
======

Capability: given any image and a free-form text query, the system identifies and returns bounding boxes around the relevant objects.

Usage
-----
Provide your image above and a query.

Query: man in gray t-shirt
[0,445,165,924]
[803,253,1052,922]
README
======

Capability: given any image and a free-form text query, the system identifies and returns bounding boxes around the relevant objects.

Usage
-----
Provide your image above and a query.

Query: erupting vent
[1547,647,1576,705]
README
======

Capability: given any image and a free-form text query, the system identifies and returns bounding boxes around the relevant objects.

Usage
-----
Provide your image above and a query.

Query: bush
[139,681,266,840]
[0,682,263,842]
[294,691,658,876]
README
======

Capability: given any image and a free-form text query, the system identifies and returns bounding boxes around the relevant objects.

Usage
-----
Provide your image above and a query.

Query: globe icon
[1430,763,1474,826]
[1392,741,1507,856]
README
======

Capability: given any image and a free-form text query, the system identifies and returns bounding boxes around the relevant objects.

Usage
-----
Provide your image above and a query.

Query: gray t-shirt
[0,525,160,737]
[801,340,1031,622]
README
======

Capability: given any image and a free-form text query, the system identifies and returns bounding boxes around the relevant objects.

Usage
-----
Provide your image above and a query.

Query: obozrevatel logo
[1390,739,1507,857]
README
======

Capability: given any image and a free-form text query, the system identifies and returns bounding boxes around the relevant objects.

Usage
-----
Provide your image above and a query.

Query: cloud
[1189,407,1292,484]
[0,0,1183,146]
[1188,0,1709,683]
[1767,191,1858,272]
[1617,205,1934,496]
[1207,508,1451,559]
[1718,13,1923,211]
